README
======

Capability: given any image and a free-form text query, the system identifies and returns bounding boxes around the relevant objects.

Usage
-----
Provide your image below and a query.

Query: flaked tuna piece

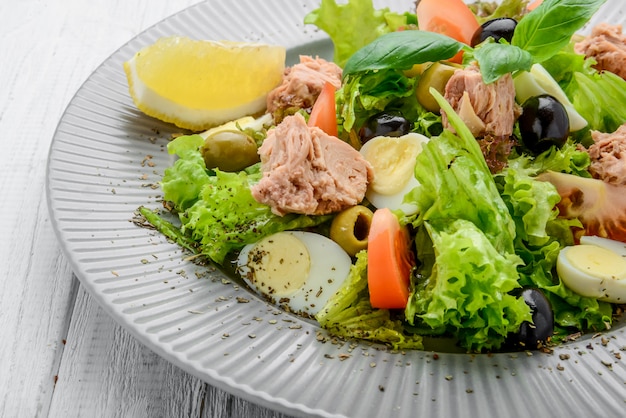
[442,65,520,138]
[575,23,626,80]
[251,113,372,216]
[266,56,342,123]
[586,124,626,186]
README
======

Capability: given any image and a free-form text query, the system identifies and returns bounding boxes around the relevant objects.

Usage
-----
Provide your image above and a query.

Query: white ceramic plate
[47,1,626,416]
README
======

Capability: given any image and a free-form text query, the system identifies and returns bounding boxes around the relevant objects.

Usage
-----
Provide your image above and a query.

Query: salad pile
[136,0,626,353]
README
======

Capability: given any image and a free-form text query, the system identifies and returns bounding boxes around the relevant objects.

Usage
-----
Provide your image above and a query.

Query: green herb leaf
[512,0,608,63]
[316,251,424,351]
[343,30,463,77]
[138,206,199,254]
[474,42,533,83]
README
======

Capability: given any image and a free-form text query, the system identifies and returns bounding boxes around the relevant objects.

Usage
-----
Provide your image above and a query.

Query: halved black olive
[518,94,570,155]
[471,17,518,47]
[359,111,411,143]
[511,288,554,350]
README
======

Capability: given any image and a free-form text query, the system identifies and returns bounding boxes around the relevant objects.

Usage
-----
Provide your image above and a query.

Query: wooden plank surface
[49,287,289,417]
[0,1,293,416]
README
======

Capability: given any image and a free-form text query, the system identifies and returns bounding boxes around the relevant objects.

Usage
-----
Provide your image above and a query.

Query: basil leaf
[512,0,607,63]
[474,43,533,84]
[343,30,463,77]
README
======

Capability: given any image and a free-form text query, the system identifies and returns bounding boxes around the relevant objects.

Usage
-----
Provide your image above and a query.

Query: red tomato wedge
[367,208,415,309]
[308,81,338,137]
[416,0,480,63]
[527,0,543,11]
[416,0,479,44]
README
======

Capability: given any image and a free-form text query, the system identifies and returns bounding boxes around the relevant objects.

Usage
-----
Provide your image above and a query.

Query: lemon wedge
[124,36,286,131]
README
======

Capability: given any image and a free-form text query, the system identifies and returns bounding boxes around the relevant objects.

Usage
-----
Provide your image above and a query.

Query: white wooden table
[0,1,292,416]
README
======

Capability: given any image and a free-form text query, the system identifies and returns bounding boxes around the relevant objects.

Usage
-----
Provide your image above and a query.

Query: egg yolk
[361,136,424,195]
[245,233,311,296]
[566,244,626,280]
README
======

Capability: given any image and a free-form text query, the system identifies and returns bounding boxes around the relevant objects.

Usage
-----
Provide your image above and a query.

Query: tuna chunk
[575,23,626,79]
[442,65,520,138]
[266,56,342,122]
[251,113,372,216]
[586,124,626,186]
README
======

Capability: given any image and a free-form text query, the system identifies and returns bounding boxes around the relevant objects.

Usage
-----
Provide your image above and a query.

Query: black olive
[359,111,411,143]
[510,288,554,350]
[471,17,518,47]
[518,94,570,155]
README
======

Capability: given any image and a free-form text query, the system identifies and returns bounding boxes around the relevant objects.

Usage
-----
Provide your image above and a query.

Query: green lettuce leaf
[162,134,210,211]
[407,220,531,352]
[337,65,445,139]
[498,163,560,248]
[403,89,529,351]
[497,142,590,246]
[539,48,589,85]
[303,0,410,68]
[541,49,626,141]
[405,90,517,255]
[316,251,424,350]
[566,71,626,135]
[515,140,591,177]
[497,150,613,335]
[181,168,332,264]
[515,235,613,338]
[467,0,529,23]
[162,138,332,264]
[337,69,417,133]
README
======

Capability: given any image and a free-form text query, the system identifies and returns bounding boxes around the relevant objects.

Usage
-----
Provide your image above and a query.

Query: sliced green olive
[416,62,458,113]
[200,130,259,172]
[330,205,374,257]
[403,62,430,78]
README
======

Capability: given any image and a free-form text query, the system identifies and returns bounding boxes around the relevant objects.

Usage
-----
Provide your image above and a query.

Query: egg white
[236,231,352,317]
[557,236,626,303]
[359,132,429,215]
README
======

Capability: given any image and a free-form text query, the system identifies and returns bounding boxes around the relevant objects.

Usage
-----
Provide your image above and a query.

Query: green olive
[403,62,430,78]
[330,205,374,257]
[200,130,259,172]
[415,62,458,113]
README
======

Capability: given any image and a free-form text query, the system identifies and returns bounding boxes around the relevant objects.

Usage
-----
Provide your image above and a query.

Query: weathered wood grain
[49,288,290,417]
[0,1,293,416]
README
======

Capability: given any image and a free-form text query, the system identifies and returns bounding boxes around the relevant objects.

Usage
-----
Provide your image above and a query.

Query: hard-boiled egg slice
[557,236,626,303]
[236,231,352,317]
[359,132,429,215]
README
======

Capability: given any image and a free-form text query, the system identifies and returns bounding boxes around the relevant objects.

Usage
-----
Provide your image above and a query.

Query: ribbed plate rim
[46,1,626,417]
